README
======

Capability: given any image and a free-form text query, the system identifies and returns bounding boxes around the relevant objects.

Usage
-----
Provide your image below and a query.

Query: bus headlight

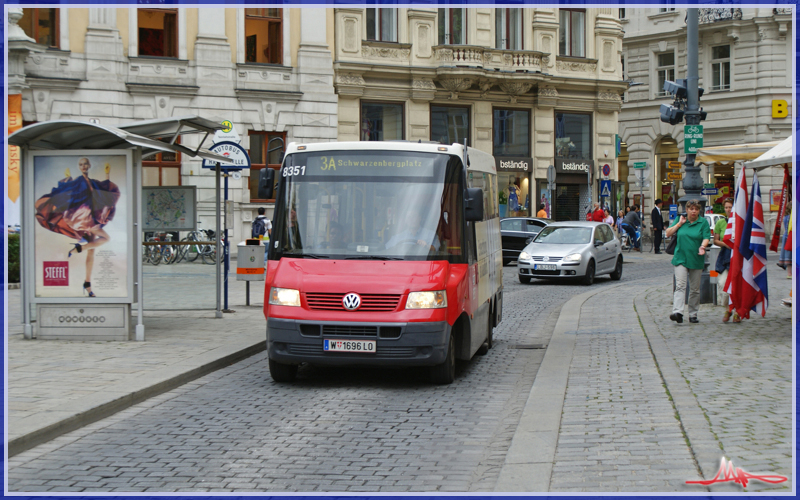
[518,251,531,261]
[406,291,447,309]
[269,287,301,307]
[563,253,582,263]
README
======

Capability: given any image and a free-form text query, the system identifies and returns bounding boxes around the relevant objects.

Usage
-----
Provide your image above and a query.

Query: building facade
[619,7,792,230]
[331,7,626,221]
[7,7,337,242]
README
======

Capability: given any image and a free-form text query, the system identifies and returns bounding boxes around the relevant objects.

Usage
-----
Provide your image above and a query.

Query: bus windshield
[270,150,465,262]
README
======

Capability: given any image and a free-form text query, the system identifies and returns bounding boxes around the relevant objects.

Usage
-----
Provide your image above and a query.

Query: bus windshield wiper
[299,253,330,259]
[345,255,404,260]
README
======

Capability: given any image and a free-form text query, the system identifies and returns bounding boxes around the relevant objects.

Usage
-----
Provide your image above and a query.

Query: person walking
[713,199,738,322]
[592,202,605,222]
[603,207,614,228]
[651,199,664,254]
[536,203,548,218]
[667,200,711,324]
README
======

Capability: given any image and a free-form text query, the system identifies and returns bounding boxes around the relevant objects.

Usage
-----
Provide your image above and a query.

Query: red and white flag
[724,167,748,313]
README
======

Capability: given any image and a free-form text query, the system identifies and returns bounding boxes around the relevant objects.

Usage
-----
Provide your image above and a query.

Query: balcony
[697,8,742,24]
[433,45,547,73]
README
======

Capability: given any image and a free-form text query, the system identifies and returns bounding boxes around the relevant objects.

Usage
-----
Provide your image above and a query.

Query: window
[656,52,676,96]
[495,8,522,50]
[559,9,585,57]
[366,8,397,42]
[245,9,282,64]
[143,147,181,187]
[493,108,530,156]
[619,8,626,20]
[438,8,466,45]
[659,7,676,13]
[138,8,177,58]
[18,9,59,48]
[248,131,286,202]
[430,105,470,145]
[361,102,404,141]
[555,113,592,160]
[711,45,731,91]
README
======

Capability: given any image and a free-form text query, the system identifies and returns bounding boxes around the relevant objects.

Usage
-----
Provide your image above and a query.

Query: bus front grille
[287,343,417,358]
[306,293,401,312]
[322,325,378,336]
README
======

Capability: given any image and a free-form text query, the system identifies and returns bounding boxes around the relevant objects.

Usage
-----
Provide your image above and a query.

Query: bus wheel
[269,358,297,383]
[430,334,455,385]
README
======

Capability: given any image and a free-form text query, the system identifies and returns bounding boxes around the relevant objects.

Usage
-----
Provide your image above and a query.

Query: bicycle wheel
[162,245,176,264]
[147,245,161,265]
[182,237,199,262]
[202,247,218,265]
[641,235,652,253]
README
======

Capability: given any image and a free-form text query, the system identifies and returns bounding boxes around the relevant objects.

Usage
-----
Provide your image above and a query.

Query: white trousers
[673,265,702,318]
[717,268,729,307]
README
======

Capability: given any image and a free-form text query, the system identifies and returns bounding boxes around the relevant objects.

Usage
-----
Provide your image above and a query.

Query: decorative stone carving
[698,8,742,24]
[477,79,493,98]
[498,81,533,103]
[538,86,558,97]
[412,79,436,90]
[438,77,474,99]
[557,60,598,73]
[361,45,411,61]
[336,73,366,86]
[599,92,621,101]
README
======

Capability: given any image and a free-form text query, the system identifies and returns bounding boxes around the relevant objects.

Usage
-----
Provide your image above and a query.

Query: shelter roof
[695,140,781,166]
[7,116,227,162]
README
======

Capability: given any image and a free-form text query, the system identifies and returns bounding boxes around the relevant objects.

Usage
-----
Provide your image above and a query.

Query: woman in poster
[35,157,120,297]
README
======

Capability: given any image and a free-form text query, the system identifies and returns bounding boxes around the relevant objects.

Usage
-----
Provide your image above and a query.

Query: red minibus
[264,141,503,384]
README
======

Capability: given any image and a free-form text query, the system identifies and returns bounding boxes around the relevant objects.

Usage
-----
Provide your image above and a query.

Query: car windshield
[533,226,592,244]
[270,150,465,262]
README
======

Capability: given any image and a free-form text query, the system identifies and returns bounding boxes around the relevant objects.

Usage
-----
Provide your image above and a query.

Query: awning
[695,140,781,166]
[7,116,227,162]
[744,135,793,170]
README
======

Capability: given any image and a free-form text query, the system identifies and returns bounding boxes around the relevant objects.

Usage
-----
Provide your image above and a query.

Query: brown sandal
[722,311,731,323]
[732,313,741,323]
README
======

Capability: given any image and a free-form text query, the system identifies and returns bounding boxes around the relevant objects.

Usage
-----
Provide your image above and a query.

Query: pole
[215,162,222,318]
[679,8,703,210]
[223,173,232,313]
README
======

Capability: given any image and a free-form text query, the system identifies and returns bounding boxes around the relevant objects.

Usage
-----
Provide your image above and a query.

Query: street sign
[202,141,252,170]
[669,204,678,220]
[633,161,647,169]
[667,172,683,181]
[602,164,611,177]
[701,188,718,196]
[547,164,556,184]
[703,183,715,189]
[684,125,704,154]
[668,161,682,168]
[214,120,241,144]
[600,180,612,197]
[547,182,555,192]
[634,181,651,188]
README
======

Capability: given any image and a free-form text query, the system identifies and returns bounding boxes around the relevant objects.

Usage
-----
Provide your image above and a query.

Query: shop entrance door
[554,184,580,221]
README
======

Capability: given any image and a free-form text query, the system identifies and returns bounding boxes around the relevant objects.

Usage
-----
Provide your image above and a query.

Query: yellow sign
[221,120,233,133]
[8,94,23,203]
[667,172,683,181]
[772,100,788,118]
[668,161,682,168]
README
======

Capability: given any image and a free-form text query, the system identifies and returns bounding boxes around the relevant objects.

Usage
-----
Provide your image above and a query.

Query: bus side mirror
[258,168,276,199]
[465,188,484,221]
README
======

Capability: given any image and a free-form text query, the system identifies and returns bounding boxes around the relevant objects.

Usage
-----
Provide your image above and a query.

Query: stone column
[85,8,125,83]
[195,8,233,88]
[294,8,337,144]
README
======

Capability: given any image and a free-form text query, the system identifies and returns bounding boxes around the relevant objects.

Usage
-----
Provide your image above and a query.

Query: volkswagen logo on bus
[343,293,361,311]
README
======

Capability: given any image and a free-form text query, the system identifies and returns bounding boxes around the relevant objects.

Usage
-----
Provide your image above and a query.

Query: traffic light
[663,80,687,99]
[660,104,685,125]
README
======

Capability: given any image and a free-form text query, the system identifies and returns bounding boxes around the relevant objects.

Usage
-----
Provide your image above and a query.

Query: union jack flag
[724,168,748,314]
[739,172,769,316]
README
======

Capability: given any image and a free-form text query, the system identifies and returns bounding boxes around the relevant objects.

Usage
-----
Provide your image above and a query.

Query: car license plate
[324,339,376,353]
[534,264,557,271]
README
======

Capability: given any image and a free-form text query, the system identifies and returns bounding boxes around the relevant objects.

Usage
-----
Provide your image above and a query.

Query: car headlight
[269,287,301,307]
[406,291,447,309]
[563,253,582,262]
[518,251,531,261]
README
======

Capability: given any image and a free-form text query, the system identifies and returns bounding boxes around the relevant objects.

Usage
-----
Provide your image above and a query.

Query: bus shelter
[9,116,228,341]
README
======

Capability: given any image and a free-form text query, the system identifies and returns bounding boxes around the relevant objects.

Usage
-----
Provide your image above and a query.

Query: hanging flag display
[739,172,769,317]
[724,168,748,317]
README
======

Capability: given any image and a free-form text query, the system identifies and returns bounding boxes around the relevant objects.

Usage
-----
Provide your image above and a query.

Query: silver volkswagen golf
[517,221,623,286]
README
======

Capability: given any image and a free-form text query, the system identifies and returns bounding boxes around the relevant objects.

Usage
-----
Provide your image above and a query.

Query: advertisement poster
[33,154,128,298]
[770,189,782,211]
[538,181,551,218]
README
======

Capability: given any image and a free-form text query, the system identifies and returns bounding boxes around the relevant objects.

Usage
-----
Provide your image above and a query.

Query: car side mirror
[258,168,276,199]
[465,188,484,221]
[594,240,603,247]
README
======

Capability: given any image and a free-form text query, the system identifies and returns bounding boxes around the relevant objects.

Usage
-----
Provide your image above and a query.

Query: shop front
[496,156,532,218]
[544,158,594,222]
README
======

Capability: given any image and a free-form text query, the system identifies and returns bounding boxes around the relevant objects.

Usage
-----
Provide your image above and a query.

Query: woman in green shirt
[665,200,711,324]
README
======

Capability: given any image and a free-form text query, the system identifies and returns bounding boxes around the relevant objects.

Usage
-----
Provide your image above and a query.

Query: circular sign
[221,120,233,133]
[602,164,611,177]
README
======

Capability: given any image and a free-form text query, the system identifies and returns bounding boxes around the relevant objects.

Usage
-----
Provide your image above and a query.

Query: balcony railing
[698,8,742,24]
[433,45,546,73]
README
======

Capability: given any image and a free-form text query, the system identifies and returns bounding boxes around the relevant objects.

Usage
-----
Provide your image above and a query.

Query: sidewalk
[5,273,268,457]
[497,258,793,492]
